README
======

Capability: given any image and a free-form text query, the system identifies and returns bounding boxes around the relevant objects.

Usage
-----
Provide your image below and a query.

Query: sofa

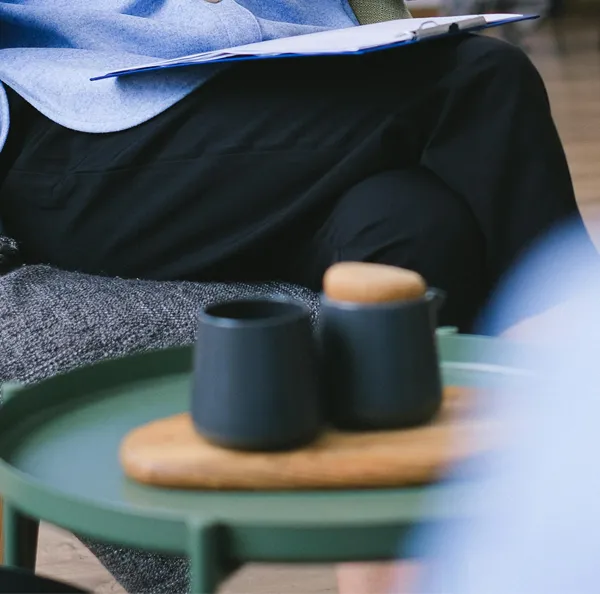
[0,246,320,593]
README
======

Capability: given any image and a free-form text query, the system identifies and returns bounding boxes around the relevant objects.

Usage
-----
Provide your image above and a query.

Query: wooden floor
[36,523,337,593]
[528,19,600,222]
[34,19,600,594]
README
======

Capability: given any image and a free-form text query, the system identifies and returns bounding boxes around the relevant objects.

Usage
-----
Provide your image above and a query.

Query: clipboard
[91,13,538,81]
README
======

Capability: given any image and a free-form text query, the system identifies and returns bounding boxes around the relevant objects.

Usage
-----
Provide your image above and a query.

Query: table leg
[2,502,39,571]
[0,498,4,563]
[187,522,222,594]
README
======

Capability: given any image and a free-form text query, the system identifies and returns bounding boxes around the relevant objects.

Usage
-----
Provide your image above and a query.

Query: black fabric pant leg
[1,52,429,282]
[0,34,592,330]
[295,168,487,330]
[417,35,594,286]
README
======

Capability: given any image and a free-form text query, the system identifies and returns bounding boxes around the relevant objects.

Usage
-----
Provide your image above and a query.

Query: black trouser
[0,34,591,331]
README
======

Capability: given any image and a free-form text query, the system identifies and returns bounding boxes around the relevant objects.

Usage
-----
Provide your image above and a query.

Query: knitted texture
[348,0,412,24]
[0,235,20,275]
[0,261,319,593]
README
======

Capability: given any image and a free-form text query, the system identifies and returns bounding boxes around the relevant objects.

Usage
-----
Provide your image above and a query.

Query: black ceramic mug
[320,289,445,431]
[192,298,322,451]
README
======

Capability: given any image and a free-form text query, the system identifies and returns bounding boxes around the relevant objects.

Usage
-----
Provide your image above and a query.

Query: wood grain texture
[323,263,427,304]
[37,525,125,594]
[529,19,600,210]
[120,387,494,490]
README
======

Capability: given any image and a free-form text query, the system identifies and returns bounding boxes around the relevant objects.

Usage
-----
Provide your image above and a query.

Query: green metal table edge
[0,331,535,592]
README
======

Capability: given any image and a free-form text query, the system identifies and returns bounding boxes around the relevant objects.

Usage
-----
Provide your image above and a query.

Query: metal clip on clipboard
[411,16,487,41]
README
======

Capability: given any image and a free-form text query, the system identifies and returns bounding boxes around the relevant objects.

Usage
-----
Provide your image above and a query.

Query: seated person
[0,0,593,335]
[0,1,596,592]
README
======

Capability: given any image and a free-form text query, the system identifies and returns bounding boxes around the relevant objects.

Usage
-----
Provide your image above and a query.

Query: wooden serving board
[120,387,494,490]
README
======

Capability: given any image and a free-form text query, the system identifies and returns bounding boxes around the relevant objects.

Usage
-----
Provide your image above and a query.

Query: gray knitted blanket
[0,257,319,593]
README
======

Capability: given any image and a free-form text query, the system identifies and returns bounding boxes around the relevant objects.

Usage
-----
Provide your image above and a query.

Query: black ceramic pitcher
[320,289,445,431]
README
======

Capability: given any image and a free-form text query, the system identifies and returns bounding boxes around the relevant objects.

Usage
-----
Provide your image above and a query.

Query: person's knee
[458,34,533,69]
[456,35,546,96]
[398,171,489,329]
[327,169,487,329]
[332,169,483,271]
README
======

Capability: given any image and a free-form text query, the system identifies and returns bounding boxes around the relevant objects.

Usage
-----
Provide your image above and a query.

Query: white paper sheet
[93,14,531,80]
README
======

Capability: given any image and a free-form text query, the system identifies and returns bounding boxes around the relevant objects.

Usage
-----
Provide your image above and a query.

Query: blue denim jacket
[0,0,360,154]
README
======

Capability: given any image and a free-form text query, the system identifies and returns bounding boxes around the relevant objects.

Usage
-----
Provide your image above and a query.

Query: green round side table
[0,331,533,593]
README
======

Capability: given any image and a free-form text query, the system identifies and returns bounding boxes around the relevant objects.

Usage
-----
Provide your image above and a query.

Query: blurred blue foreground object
[413,218,600,594]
